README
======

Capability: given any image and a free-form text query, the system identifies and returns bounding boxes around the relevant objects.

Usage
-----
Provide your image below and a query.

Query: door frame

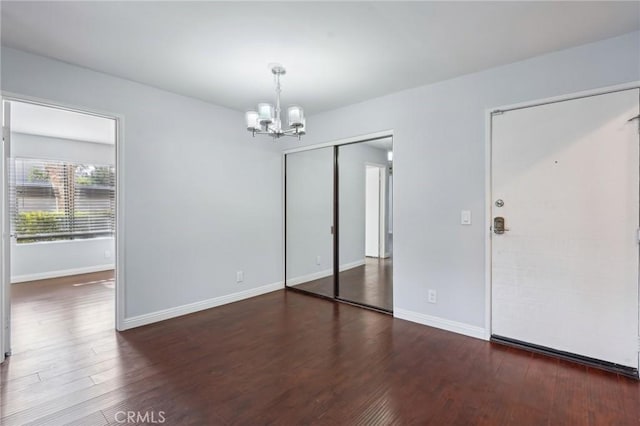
[282,129,394,312]
[0,92,126,363]
[1,101,11,362]
[365,162,388,258]
[484,81,640,341]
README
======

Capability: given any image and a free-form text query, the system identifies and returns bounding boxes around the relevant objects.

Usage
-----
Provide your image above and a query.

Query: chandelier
[245,64,305,140]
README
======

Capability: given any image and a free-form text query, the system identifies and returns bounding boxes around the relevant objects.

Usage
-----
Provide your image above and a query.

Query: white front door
[491,88,640,369]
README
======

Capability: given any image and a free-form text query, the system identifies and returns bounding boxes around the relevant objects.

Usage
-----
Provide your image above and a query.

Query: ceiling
[2,2,638,115]
[365,137,393,152]
[10,101,116,144]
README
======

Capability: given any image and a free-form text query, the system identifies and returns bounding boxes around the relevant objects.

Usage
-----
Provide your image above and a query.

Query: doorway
[1,97,122,363]
[365,164,387,259]
[284,135,393,312]
[489,87,640,376]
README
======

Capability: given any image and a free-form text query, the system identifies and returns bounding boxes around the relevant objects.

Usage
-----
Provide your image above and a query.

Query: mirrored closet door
[285,147,335,298]
[285,138,393,312]
[337,139,393,311]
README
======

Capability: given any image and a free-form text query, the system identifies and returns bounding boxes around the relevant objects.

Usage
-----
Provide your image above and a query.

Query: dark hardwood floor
[1,271,639,425]
[293,257,393,311]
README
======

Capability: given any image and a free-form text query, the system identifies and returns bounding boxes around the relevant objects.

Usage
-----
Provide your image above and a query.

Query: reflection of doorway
[365,164,386,258]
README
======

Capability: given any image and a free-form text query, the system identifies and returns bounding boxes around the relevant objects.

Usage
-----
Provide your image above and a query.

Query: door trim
[282,129,394,155]
[365,162,387,258]
[0,91,126,342]
[484,81,640,342]
[1,101,11,362]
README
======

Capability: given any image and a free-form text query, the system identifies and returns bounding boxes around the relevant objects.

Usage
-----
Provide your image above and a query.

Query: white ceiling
[10,101,116,144]
[2,2,638,115]
[365,137,393,152]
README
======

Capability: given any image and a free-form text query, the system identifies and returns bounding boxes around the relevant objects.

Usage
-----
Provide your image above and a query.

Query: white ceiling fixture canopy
[246,63,306,140]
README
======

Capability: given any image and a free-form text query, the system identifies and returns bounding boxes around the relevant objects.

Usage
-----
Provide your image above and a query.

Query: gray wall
[12,238,114,282]
[285,148,334,282]
[12,132,115,165]
[11,132,116,281]
[281,31,640,329]
[1,47,283,318]
[338,143,388,265]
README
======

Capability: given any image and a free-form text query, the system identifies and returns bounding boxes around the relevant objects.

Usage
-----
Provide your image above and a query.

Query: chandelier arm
[274,73,282,131]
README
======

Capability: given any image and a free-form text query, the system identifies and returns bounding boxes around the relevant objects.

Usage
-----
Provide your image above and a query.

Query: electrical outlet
[316,256,321,265]
[428,289,437,304]
[236,271,244,283]
[104,250,111,259]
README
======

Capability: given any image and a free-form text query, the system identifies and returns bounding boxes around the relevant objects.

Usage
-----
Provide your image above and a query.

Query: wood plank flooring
[1,272,639,425]
[293,257,393,311]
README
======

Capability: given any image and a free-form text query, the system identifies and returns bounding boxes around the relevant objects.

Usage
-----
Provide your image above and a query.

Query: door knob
[494,217,509,234]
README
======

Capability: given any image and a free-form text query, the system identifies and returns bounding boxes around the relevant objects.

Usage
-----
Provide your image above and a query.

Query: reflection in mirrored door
[337,139,393,311]
[285,147,335,297]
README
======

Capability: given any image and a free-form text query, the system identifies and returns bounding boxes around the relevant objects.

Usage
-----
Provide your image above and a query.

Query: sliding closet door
[337,140,393,311]
[285,148,334,297]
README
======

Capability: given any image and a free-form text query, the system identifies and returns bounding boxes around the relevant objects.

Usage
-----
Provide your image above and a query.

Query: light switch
[461,210,471,225]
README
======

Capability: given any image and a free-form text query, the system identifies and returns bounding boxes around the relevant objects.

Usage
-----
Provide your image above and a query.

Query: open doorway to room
[1,99,118,361]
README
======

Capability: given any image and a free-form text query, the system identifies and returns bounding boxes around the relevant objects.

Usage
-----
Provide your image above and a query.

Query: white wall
[280,31,640,331]
[1,47,283,319]
[10,132,116,282]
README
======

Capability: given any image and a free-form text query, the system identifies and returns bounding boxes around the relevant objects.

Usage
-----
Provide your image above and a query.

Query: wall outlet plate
[428,289,437,304]
[236,271,244,283]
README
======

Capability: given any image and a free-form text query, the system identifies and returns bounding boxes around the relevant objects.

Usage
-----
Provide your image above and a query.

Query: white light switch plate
[461,210,472,225]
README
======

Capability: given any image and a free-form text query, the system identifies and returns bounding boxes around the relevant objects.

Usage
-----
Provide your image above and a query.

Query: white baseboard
[286,259,366,286]
[286,269,332,286]
[11,264,115,283]
[121,281,284,330]
[394,308,487,340]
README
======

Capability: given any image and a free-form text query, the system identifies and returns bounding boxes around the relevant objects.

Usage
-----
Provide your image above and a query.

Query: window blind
[12,158,115,243]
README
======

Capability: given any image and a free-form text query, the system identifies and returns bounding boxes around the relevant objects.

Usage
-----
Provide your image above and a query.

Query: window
[12,158,115,243]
